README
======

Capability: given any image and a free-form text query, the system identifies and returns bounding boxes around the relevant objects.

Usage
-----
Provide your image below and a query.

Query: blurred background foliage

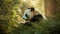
[0,0,60,34]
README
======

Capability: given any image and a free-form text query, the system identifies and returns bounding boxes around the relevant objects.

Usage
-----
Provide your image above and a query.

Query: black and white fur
[22,7,46,26]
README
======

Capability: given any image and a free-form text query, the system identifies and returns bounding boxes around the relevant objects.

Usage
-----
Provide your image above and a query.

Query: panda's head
[22,8,31,20]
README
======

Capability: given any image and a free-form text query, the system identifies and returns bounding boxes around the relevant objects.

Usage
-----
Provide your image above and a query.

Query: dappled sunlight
[0,0,60,34]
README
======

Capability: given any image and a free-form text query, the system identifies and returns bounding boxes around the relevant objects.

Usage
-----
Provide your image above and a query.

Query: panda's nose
[23,18,25,19]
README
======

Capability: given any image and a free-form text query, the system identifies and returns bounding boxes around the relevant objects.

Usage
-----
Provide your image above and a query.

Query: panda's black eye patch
[25,14,28,17]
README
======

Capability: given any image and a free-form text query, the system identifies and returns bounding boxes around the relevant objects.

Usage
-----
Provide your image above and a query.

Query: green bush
[0,0,20,34]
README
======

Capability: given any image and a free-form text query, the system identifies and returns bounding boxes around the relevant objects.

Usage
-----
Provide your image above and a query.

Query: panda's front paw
[23,21,32,27]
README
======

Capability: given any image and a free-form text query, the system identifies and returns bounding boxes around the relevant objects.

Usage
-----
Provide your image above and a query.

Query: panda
[22,7,46,26]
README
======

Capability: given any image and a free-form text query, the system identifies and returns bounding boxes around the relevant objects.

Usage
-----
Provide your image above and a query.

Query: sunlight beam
[22,0,26,2]
[30,0,37,5]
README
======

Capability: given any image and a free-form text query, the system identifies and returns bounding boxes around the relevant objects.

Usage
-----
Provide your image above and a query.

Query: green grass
[8,16,60,34]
